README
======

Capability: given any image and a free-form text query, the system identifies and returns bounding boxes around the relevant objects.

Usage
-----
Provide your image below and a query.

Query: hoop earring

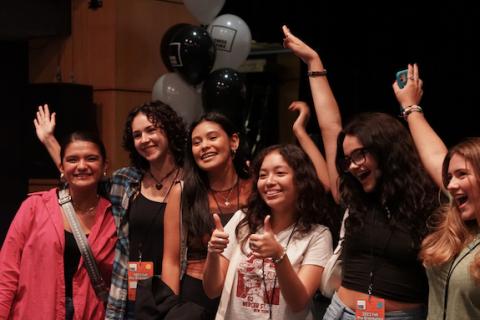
[231,148,237,159]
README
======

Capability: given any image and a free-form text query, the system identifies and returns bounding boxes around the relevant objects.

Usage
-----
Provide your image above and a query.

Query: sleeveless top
[128,193,166,275]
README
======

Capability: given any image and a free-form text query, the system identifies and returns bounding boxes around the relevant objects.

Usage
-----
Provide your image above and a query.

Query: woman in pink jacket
[0,131,117,320]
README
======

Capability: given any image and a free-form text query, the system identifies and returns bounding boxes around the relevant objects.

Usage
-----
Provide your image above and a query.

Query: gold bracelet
[307,70,327,77]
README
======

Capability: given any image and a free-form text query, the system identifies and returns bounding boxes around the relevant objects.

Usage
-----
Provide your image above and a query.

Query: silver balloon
[152,73,203,125]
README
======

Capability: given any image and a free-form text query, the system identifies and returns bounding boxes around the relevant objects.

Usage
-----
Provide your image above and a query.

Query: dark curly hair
[183,112,250,239]
[236,144,334,251]
[335,112,438,241]
[122,101,187,170]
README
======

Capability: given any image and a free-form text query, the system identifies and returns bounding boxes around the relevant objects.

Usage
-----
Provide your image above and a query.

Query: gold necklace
[72,195,100,216]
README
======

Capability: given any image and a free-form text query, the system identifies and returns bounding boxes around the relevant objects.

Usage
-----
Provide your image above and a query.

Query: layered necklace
[149,167,177,190]
[210,176,239,208]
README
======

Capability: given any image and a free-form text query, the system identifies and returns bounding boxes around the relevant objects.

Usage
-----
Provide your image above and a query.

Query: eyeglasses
[341,148,368,172]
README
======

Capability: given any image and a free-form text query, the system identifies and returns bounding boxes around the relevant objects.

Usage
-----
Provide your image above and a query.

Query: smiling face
[446,153,480,222]
[342,134,381,193]
[60,141,106,191]
[191,120,239,173]
[257,151,297,215]
[131,112,170,164]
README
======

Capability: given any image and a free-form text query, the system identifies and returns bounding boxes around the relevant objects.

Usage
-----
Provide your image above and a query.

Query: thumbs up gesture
[249,215,284,259]
[207,214,229,254]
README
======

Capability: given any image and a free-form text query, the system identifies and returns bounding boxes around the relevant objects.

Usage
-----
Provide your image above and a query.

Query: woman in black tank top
[284,26,439,319]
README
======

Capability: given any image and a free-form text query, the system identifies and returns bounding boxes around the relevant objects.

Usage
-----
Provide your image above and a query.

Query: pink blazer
[0,188,117,320]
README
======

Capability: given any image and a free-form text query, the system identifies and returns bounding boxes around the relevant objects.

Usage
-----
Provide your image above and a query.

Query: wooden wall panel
[29,0,196,171]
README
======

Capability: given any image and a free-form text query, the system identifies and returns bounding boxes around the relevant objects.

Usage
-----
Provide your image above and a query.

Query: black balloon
[160,23,190,72]
[168,24,215,85]
[202,68,246,127]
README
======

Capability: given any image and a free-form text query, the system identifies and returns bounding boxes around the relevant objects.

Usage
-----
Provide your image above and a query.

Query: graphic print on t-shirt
[236,253,280,314]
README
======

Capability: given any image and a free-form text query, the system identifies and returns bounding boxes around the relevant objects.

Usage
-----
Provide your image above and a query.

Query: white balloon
[208,14,252,71]
[152,73,204,125]
[184,0,225,25]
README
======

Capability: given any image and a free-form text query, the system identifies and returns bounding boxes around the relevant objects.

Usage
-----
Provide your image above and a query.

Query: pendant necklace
[149,167,177,190]
[210,176,239,207]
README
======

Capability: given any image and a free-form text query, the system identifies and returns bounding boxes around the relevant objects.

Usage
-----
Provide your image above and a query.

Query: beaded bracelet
[307,70,328,77]
[401,105,423,120]
[272,248,287,264]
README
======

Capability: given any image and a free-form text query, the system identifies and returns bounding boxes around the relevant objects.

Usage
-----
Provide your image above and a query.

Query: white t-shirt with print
[215,210,333,320]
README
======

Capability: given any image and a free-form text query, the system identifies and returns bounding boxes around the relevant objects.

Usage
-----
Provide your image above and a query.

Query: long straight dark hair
[182,112,250,239]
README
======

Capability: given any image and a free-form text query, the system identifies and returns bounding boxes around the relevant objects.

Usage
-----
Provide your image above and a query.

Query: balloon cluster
[152,0,252,127]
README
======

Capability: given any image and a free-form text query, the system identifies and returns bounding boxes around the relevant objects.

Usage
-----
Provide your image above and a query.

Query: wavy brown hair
[236,144,333,252]
[420,137,480,284]
[336,112,438,242]
[122,100,187,170]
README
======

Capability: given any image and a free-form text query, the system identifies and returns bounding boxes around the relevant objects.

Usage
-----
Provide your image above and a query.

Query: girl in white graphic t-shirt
[203,144,334,320]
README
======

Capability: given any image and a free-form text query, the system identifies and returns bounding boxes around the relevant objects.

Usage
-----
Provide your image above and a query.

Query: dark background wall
[1,0,71,243]
[221,1,479,147]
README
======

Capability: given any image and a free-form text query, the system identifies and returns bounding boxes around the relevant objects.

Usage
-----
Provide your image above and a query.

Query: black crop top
[341,206,428,303]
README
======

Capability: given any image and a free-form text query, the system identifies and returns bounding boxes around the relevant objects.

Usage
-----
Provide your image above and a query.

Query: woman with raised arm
[34,101,187,320]
[284,26,438,319]
[162,112,252,318]
[0,131,116,320]
[394,65,480,320]
[203,144,333,319]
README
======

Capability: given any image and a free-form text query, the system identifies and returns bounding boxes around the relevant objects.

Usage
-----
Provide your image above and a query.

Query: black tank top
[128,193,166,275]
[64,231,81,298]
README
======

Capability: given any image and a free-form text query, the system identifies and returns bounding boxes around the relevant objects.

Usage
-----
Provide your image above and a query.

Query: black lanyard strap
[442,235,480,320]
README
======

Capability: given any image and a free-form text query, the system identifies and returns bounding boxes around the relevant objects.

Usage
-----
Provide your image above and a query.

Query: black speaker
[22,83,97,179]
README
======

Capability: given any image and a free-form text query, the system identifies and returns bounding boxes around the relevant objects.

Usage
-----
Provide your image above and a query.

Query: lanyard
[442,236,480,320]
[368,206,393,297]
[136,173,178,261]
[262,221,298,320]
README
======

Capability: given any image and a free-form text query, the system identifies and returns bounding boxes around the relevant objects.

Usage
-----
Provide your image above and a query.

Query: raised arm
[202,214,229,298]
[393,63,447,188]
[289,101,330,192]
[283,26,342,203]
[33,104,61,170]
[161,183,182,294]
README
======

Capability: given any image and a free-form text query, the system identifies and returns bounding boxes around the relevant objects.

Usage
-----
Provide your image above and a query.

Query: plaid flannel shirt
[105,167,142,320]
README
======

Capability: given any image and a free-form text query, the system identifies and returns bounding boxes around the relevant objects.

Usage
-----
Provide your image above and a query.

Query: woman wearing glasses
[283,26,439,319]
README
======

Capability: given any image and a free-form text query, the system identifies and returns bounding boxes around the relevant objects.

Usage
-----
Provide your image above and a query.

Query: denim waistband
[323,292,426,320]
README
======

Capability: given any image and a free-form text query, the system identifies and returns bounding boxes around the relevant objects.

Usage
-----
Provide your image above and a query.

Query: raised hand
[393,63,424,109]
[249,215,284,259]
[207,214,229,254]
[282,25,319,66]
[33,104,56,143]
[289,101,310,134]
